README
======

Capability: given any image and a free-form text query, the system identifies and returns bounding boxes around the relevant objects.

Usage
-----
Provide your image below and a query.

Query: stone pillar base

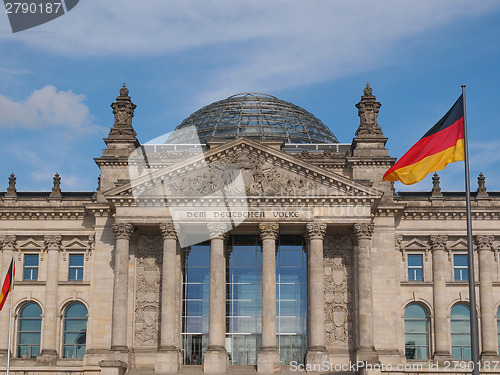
[258,348,281,374]
[203,347,228,374]
[99,360,128,375]
[305,347,329,371]
[36,349,58,365]
[155,349,181,374]
[481,352,500,362]
[356,347,379,364]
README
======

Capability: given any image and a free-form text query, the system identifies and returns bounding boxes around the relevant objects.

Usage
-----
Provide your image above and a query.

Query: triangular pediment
[17,238,44,250]
[105,137,382,203]
[403,238,430,251]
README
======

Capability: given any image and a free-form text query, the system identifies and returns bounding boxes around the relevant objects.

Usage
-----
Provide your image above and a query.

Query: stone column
[38,235,62,365]
[258,223,280,374]
[156,223,180,374]
[430,235,451,360]
[111,223,134,351]
[0,236,16,359]
[353,223,378,363]
[305,223,329,367]
[477,235,499,360]
[203,223,229,374]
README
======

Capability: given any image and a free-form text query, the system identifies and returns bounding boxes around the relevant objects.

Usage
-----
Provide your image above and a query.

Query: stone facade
[0,84,499,375]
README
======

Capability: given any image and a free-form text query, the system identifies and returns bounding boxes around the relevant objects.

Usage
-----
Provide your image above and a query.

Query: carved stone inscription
[323,235,354,349]
[134,235,162,348]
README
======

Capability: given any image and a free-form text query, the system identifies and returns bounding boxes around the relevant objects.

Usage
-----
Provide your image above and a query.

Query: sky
[0,0,499,193]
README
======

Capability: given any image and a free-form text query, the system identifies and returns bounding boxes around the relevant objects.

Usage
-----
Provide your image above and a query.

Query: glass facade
[181,234,308,366]
[225,235,262,365]
[407,255,423,281]
[404,304,429,359]
[17,303,42,358]
[276,235,307,365]
[182,242,210,365]
[62,303,87,358]
[451,304,471,360]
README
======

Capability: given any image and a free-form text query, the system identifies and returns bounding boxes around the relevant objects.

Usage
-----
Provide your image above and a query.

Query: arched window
[17,302,42,358]
[451,304,471,360]
[62,302,87,358]
[404,304,429,359]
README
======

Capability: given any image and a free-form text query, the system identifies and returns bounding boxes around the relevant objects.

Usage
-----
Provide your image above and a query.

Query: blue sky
[0,0,499,193]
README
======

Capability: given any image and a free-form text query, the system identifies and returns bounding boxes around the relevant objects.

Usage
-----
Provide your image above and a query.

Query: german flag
[383,95,464,185]
[0,258,15,311]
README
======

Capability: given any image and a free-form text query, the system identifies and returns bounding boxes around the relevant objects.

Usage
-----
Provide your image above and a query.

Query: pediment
[106,137,382,203]
[17,238,44,249]
[403,238,430,251]
[449,238,468,250]
[62,238,89,250]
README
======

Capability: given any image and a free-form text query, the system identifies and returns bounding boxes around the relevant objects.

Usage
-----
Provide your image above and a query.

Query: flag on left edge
[0,258,15,311]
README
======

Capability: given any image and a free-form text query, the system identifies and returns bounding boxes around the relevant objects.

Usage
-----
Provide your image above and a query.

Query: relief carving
[134,235,162,348]
[323,235,353,349]
[165,149,322,197]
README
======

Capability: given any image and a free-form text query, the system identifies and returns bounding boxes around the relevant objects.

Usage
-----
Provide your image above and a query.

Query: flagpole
[462,85,480,375]
[6,274,13,375]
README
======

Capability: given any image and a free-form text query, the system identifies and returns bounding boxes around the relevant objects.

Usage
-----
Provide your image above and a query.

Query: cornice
[402,209,500,220]
[0,208,86,220]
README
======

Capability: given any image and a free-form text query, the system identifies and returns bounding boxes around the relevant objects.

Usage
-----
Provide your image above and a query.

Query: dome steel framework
[166,93,339,144]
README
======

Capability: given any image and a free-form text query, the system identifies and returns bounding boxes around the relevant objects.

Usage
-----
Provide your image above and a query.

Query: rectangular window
[68,254,84,281]
[408,254,423,281]
[454,254,468,281]
[23,254,39,281]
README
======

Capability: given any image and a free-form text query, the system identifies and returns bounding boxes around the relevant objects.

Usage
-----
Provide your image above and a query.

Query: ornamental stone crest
[0,235,17,250]
[159,223,178,240]
[134,235,162,348]
[323,235,353,349]
[306,223,327,240]
[355,83,383,137]
[430,235,448,250]
[113,223,134,240]
[44,235,62,250]
[476,235,494,250]
[353,223,374,240]
[207,223,230,240]
[259,223,279,241]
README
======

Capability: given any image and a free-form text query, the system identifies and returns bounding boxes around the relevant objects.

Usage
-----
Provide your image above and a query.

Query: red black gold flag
[0,258,14,311]
[383,95,465,185]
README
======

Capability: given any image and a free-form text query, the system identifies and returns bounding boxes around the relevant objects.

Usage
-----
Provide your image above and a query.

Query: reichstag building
[0,84,499,375]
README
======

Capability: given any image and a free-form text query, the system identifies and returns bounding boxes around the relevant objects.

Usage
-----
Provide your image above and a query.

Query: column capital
[430,235,448,250]
[353,223,374,240]
[476,235,494,251]
[0,235,17,250]
[44,235,62,250]
[159,223,178,240]
[259,223,279,241]
[207,223,229,240]
[306,223,327,241]
[112,223,134,240]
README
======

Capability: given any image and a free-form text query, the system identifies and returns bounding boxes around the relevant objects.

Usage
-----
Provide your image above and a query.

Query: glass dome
[166,93,338,144]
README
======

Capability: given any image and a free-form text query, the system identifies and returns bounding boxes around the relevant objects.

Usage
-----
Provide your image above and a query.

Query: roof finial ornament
[363,82,373,96]
[477,172,488,197]
[120,82,129,97]
[5,173,17,198]
[431,173,443,198]
[50,173,62,198]
[355,82,382,137]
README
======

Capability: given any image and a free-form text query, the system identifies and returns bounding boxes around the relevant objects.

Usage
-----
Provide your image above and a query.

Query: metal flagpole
[6,268,13,375]
[462,85,480,375]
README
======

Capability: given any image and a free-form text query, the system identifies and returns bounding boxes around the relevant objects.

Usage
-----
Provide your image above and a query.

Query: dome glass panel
[166,93,338,144]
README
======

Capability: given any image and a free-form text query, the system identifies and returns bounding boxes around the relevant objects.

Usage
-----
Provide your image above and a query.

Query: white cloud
[0,85,98,132]
[2,0,498,98]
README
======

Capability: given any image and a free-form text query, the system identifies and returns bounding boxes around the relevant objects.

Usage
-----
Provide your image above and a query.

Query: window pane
[405,304,427,319]
[18,332,41,344]
[66,303,87,318]
[408,255,422,267]
[69,254,84,267]
[24,255,38,267]
[451,305,470,319]
[454,255,468,267]
[20,303,42,318]
[19,319,42,332]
